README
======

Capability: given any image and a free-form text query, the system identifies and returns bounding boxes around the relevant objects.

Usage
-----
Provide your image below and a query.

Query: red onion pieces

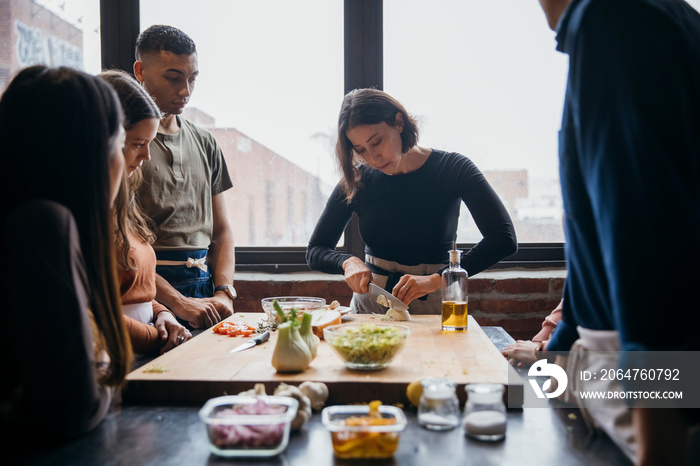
[210,399,287,449]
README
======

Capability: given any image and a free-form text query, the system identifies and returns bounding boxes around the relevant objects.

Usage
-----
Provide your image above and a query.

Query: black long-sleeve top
[306,150,517,276]
[2,200,113,444]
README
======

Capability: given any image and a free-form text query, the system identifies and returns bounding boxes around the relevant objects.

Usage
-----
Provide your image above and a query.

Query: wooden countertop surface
[125,313,523,405]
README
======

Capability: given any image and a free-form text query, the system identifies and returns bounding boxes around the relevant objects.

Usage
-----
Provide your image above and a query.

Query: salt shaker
[418,378,460,431]
[463,383,506,441]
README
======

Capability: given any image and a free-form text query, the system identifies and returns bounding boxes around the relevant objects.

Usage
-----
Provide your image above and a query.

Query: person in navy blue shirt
[539,0,700,464]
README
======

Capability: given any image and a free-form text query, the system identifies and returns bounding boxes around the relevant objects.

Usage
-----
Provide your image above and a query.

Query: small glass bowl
[323,323,410,370]
[261,296,326,321]
[198,395,299,457]
[322,404,407,459]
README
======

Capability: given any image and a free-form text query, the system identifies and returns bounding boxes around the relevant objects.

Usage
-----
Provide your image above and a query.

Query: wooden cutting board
[125,313,523,406]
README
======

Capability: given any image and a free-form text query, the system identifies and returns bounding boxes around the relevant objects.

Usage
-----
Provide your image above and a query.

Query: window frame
[99,0,565,273]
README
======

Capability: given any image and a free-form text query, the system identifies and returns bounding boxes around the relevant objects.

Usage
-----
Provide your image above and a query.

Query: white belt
[576,326,620,352]
[155,256,208,273]
[122,302,154,324]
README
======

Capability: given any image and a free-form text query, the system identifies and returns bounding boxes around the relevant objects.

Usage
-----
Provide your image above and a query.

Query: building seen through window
[5,1,699,254]
[140,0,343,248]
[1,0,100,89]
[182,109,328,247]
[385,0,569,243]
[0,0,100,91]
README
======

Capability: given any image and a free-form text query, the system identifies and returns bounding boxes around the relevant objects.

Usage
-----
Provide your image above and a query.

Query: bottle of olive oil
[441,242,468,331]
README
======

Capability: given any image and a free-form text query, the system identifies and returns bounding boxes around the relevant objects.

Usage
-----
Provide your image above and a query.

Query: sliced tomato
[217,322,235,334]
[212,322,225,333]
[213,321,256,336]
[225,326,241,336]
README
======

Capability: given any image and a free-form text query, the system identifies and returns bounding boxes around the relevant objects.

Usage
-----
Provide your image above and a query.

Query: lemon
[406,377,427,406]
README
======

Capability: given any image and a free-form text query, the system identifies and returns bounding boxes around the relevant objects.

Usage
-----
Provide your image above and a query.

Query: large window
[385,0,568,243]
[0,0,101,93]
[140,0,344,248]
[14,0,662,269]
[135,1,569,269]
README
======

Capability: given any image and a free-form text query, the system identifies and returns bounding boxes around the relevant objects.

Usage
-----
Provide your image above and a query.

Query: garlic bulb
[299,381,329,411]
[274,383,312,430]
[271,321,313,373]
[237,383,267,397]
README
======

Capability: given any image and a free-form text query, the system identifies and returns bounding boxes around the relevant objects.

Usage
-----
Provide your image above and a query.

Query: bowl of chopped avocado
[323,323,410,370]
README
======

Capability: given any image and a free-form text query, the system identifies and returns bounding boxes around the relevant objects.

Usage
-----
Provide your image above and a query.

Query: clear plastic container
[322,404,407,459]
[463,383,507,441]
[199,395,298,457]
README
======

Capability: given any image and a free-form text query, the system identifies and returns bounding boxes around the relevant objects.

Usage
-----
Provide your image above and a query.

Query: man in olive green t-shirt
[133,25,235,329]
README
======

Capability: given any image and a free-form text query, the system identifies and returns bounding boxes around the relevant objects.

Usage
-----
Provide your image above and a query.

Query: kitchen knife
[369,283,409,312]
[230,331,270,353]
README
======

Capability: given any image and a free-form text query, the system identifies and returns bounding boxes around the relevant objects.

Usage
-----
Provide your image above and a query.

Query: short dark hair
[336,88,420,202]
[98,69,161,130]
[135,25,196,60]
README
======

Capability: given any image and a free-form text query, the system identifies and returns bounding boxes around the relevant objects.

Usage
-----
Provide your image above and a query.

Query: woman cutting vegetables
[306,89,517,314]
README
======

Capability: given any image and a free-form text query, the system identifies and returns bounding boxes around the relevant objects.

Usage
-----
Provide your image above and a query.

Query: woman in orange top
[100,70,191,355]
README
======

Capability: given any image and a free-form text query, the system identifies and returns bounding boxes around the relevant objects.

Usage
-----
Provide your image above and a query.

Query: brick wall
[235,269,566,341]
[468,270,565,340]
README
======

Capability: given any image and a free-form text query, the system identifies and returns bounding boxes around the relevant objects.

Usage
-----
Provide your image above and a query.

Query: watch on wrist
[215,284,237,300]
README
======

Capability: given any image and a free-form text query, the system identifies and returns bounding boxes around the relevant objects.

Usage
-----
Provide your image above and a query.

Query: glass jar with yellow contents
[441,242,468,331]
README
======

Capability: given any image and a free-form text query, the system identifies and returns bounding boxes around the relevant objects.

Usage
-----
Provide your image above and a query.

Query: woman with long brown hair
[1,66,132,444]
[99,69,191,355]
[307,88,517,314]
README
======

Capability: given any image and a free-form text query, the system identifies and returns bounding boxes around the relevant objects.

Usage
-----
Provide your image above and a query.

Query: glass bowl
[323,323,410,370]
[198,395,299,457]
[322,404,407,459]
[261,296,326,322]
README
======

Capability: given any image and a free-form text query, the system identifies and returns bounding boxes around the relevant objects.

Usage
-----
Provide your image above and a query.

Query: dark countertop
[481,326,515,353]
[12,328,632,466]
